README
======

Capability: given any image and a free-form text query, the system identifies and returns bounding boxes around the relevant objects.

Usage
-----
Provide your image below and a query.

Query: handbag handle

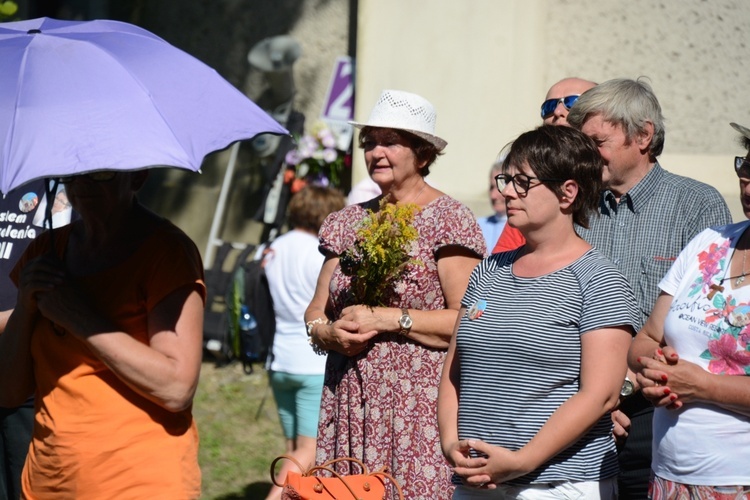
[270,454,306,487]
[369,467,405,500]
[271,455,369,486]
[308,456,369,475]
[303,464,371,499]
[270,454,405,499]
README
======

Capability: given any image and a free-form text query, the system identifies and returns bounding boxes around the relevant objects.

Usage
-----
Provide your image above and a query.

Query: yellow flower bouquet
[340,198,421,307]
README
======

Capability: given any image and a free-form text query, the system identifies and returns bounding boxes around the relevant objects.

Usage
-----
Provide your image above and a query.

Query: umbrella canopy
[0,17,289,195]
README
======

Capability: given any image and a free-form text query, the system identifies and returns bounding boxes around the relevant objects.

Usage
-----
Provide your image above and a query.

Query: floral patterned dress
[316,195,486,499]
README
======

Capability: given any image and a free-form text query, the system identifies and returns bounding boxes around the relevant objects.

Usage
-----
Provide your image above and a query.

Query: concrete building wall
[353,0,750,221]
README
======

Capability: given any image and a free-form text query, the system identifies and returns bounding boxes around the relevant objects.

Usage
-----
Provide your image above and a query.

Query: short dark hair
[287,185,346,232]
[502,125,602,228]
[357,126,442,176]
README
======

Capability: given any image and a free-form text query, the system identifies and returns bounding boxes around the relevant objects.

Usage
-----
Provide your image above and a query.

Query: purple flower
[309,173,330,187]
[299,135,318,158]
[285,149,302,166]
[319,129,337,149]
[322,148,338,163]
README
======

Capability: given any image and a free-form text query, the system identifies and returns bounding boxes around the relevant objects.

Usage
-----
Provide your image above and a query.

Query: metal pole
[204,141,240,269]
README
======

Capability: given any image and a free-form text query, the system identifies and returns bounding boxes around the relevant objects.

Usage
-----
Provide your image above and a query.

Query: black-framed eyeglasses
[735,156,750,177]
[495,173,564,195]
[55,171,118,184]
[540,95,580,119]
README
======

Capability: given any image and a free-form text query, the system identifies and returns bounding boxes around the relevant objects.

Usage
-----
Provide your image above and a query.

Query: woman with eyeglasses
[492,78,597,254]
[627,122,750,499]
[438,125,640,499]
[0,171,205,498]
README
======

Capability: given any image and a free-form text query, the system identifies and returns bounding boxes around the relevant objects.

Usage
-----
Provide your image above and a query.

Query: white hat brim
[349,120,447,152]
[731,122,750,141]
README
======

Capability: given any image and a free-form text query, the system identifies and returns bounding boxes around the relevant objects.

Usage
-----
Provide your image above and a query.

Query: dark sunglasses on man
[735,156,750,178]
[540,95,580,119]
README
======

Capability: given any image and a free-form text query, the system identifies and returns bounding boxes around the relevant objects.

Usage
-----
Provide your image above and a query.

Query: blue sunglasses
[540,95,580,119]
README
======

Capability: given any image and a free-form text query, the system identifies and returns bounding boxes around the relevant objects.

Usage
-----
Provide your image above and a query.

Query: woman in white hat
[305,90,486,499]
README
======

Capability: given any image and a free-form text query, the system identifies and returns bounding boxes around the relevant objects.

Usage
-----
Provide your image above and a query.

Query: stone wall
[544,0,747,155]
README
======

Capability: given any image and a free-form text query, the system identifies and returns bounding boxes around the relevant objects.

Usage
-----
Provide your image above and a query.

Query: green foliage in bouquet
[0,1,18,19]
[340,198,421,307]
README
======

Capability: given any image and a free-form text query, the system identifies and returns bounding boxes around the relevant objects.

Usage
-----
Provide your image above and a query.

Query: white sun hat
[349,90,447,151]
[731,122,750,141]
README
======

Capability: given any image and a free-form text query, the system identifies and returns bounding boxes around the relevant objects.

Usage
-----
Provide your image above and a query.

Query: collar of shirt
[601,162,663,215]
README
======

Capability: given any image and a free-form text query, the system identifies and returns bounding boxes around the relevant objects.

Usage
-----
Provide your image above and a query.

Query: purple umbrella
[0,17,288,195]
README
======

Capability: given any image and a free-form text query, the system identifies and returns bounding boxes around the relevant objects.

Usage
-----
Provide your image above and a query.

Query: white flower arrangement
[284,121,349,192]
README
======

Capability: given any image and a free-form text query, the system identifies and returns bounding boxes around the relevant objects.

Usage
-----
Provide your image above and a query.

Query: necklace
[411,182,427,204]
[721,247,749,286]
[739,249,748,286]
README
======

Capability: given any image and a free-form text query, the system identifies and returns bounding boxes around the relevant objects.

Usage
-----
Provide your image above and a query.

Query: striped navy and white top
[456,248,639,485]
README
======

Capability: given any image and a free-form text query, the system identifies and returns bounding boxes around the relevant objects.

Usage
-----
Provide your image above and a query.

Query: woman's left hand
[452,439,530,487]
[338,305,394,335]
[635,354,707,409]
[446,439,492,489]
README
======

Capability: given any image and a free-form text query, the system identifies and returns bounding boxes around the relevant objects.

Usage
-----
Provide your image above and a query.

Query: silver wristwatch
[620,376,635,398]
[398,308,413,336]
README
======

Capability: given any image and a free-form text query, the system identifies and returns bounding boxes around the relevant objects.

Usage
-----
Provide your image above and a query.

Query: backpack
[227,245,276,374]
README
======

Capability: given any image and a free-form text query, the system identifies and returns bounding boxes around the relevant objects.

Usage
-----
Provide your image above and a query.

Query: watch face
[400,315,413,329]
[620,379,635,397]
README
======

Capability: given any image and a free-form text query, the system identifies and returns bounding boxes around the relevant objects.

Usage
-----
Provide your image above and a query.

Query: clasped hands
[446,439,530,489]
[633,346,706,409]
[313,305,389,356]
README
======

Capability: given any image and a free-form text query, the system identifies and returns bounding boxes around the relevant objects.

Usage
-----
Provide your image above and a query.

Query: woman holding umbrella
[0,170,205,498]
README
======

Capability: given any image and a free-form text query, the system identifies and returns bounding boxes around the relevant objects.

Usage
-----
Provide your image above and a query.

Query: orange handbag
[270,455,404,500]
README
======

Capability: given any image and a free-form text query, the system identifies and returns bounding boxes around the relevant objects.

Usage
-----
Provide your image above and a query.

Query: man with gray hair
[568,78,732,499]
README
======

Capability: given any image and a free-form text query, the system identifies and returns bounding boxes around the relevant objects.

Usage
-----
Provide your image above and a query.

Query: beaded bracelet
[306,317,330,356]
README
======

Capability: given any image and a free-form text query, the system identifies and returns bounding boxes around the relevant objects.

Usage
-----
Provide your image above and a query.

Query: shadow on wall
[131,1,307,250]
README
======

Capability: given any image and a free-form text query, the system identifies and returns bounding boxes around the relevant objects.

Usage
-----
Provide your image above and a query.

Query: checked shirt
[576,163,732,331]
